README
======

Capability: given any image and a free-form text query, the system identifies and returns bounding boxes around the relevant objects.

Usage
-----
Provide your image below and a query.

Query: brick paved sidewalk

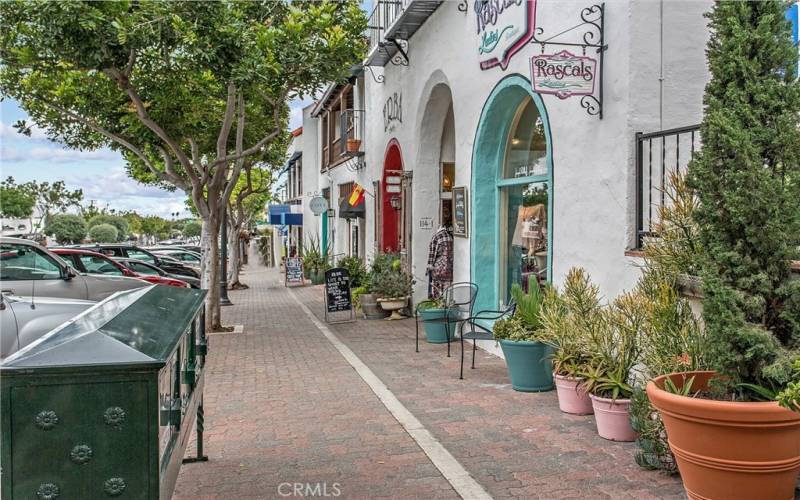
[173,263,457,499]
[174,253,686,499]
[291,285,686,500]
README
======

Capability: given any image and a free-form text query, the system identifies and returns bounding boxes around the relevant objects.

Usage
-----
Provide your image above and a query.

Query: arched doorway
[381,140,404,253]
[471,75,553,312]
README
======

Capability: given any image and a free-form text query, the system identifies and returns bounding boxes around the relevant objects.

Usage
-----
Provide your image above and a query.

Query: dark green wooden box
[1,285,207,500]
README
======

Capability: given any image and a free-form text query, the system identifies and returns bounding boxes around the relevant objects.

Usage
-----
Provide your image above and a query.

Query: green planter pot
[309,270,325,285]
[499,339,554,392]
[420,308,458,343]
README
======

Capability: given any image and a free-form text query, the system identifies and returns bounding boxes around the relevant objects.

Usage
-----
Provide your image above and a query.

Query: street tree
[183,220,202,240]
[20,180,83,232]
[227,167,272,289]
[45,214,87,244]
[0,177,35,220]
[140,215,167,244]
[0,0,367,330]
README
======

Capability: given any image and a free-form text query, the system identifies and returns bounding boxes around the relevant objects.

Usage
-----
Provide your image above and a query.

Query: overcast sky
[0,97,311,218]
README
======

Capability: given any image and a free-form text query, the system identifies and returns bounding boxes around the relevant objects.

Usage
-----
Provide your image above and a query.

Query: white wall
[363,0,712,310]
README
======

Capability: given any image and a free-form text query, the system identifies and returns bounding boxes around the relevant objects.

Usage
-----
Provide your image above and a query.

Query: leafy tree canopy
[45,214,87,244]
[88,214,129,241]
[182,219,202,239]
[0,177,35,219]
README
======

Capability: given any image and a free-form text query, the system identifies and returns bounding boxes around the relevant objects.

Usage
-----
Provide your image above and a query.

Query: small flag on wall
[349,183,365,207]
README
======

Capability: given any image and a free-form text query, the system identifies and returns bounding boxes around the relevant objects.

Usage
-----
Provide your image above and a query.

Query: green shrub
[88,223,119,243]
[45,214,87,244]
[88,214,128,241]
[687,1,800,402]
[337,255,368,288]
[300,235,330,276]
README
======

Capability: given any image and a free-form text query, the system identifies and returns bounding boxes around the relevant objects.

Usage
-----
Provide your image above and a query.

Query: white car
[0,293,94,359]
[0,237,148,301]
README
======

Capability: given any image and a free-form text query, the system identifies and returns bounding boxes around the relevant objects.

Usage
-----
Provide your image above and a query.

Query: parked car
[0,293,95,359]
[75,243,200,280]
[0,237,148,301]
[115,257,201,289]
[51,248,190,289]
[151,248,201,269]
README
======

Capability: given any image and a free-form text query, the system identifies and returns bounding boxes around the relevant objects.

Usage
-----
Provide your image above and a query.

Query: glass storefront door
[498,95,550,304]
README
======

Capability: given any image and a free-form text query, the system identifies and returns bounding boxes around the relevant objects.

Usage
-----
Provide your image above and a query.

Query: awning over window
[338,198,365,219]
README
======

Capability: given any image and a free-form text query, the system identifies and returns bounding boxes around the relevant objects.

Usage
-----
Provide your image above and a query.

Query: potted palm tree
[540,268,596,415]
[646,3,800,498]
[493,282,553,392]
[581,290,644,442]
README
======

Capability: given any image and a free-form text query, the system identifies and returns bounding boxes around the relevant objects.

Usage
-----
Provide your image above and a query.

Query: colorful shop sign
[477,0,537,71]
[530,50,597,99]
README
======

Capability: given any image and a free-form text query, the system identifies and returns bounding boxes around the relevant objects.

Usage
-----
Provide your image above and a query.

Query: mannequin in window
[426,214,453,299]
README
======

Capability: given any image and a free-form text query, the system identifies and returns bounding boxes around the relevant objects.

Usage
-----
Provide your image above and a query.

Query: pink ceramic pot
[553,374,593,415]
[589,394,637,442]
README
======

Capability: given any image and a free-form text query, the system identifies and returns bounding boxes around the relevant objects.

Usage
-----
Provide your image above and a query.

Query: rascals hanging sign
[476,0,536,71]
[530,50,597,99]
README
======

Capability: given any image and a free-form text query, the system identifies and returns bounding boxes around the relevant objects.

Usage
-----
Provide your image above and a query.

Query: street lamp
[219,206,232,306]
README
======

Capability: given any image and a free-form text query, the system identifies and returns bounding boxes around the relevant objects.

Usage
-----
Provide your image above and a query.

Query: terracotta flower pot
[589,394,636,441]
[554,374,593,415]
[647,371,800,500]
[346,138,362,152]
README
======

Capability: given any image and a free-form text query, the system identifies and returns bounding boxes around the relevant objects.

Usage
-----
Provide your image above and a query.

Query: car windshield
[79,255,122,276]
[127,249,155,264]
[0,243,62,280]
[128,261,162,276]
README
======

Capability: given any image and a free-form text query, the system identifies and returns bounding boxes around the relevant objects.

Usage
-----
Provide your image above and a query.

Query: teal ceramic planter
[420,308,458,343]
[499,339,554,392]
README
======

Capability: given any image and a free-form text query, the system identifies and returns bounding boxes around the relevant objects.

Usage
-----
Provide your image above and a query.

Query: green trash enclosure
[1,284,208,500]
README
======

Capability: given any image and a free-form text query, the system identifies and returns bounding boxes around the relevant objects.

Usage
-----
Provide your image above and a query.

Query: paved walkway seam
[288,287,493,500]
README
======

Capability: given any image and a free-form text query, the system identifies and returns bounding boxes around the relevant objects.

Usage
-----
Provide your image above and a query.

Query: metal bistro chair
[415,282,479,357]
[458,301,517,380]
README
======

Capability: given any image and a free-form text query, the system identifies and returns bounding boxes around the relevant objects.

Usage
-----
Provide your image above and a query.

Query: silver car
[0,237,148,301]
[0,293,94,359]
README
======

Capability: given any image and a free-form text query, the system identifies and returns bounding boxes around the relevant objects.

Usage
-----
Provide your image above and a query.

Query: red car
[51,248,190,288]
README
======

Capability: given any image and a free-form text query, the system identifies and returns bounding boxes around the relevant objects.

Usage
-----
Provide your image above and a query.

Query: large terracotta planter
[554,374,593,415]
[590,394,636,441]
[647,371,800,500]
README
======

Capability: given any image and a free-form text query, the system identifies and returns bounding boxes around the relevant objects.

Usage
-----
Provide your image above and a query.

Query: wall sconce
[390,196,401,210]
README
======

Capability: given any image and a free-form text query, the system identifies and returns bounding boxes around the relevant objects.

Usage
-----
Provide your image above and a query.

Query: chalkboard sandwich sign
[324,267,355,323]
[285,257,305,287]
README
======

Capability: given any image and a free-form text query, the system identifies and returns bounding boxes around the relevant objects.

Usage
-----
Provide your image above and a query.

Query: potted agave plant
[581,290,644,442]
[646,2,800,498]
[493,282,553,392]
[540,268,596,415]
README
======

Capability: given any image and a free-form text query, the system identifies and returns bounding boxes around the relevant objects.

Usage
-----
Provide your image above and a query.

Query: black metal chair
[415,282,479,357]
[458,301,517,379]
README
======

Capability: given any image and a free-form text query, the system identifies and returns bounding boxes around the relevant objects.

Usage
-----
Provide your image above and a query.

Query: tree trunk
[200,216,223,332]
[228,221,243,288]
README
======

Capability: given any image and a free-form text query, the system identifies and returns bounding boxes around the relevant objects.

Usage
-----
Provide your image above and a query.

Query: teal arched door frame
[470,74,553,313]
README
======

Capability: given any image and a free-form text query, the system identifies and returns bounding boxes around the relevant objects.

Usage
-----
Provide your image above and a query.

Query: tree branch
[217,82,237,161]
[219,91,247,217]
[213,89,287,166]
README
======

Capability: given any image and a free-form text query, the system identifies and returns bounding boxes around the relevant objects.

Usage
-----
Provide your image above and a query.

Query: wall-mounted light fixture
[390,195,401,210]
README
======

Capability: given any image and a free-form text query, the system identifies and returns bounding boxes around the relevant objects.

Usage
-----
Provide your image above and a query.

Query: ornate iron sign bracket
[364,65,385,84]
[386,38,409,66]
[530,3,607,118]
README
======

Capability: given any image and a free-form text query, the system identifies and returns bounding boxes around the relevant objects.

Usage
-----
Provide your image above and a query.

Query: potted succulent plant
[581,290,644,442]
[646,3,800,498]
[300,236,330,285]
[493,282,553,392]
[540,268,596,415]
